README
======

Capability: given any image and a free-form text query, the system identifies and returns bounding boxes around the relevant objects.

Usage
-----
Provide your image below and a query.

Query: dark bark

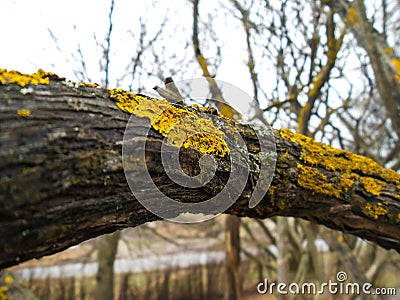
[224,215,241,300]
[96,231,120,300]
[0,77,399,268]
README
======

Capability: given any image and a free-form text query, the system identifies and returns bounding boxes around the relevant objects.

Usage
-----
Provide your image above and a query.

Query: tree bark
[96,231,120,300]
[0,73,399,268]
[224,215,241,300]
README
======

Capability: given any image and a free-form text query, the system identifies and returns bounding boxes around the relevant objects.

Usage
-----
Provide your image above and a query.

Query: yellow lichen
[150,105,194,135]
[0,286,8,300]
[17,109,31,117]
[109,88,145,113]
[219,103,242,120]
[268,185,276,196]
[337,235,344,243]
[360,177,385,196]
[362,202,388,220]
[276,200,286,210]
[78,82,100,88]
[0,68,53,87]
[391,58,400,82]
[385,47,394,57]
[297,164,328,193]
[280,128,400,185]
[132,98,171,122]
[297,164,356,197]
[110,89,230,157]
[4,277,12,284]
[344,7,358,26]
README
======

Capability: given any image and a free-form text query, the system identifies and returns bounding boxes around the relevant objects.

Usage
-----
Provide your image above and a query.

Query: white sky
[0,0,252,95]
[0,1,172,75]
[1,0,108,73]
[0,0,260,118]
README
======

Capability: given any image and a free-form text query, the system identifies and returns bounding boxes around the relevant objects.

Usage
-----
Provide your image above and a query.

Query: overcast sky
[0,1,177,76]
[1,0,263,120]
[1,1,251,90]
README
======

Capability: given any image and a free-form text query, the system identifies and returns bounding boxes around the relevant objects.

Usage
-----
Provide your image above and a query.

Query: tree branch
[0,69,399,268]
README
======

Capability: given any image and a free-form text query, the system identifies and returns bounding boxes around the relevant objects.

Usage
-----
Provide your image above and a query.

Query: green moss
[21,167,37,176]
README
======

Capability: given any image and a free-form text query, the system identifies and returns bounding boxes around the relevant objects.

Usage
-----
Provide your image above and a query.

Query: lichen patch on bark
[16,109,31,118]
[109,88,229,157]
[0,69,54,87]
[296,164,356,198]
[362,202,389,220]
[279,128,400,186]
[360,177,386,196]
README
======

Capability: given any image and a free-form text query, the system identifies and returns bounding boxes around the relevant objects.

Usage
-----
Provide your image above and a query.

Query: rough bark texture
[0,71,399,268]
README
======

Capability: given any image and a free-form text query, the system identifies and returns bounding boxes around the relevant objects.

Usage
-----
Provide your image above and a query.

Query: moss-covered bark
[0,69,399,268]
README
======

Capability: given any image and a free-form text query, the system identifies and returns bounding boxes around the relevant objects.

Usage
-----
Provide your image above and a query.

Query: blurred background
[1,0,400,299]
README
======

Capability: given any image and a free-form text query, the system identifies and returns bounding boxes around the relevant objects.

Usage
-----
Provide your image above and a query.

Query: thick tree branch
[0,70,399,268]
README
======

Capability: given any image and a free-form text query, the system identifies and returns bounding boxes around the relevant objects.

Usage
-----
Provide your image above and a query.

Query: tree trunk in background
[1,76,400,268]
[96,231,120,300]
[276,217,290,300]
[224,215,241,300]
[324,0,400,138]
